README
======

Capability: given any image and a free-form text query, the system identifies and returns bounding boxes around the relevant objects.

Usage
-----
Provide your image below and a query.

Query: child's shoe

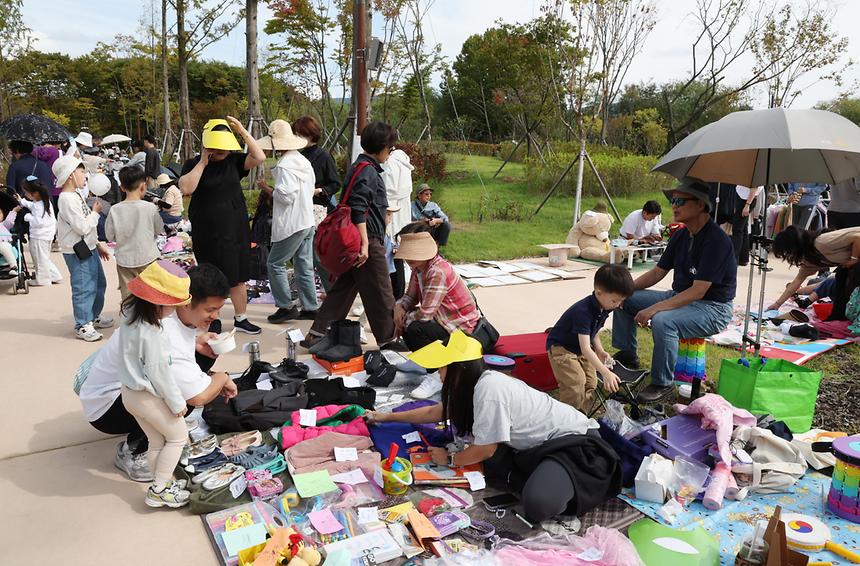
[145,481,191,508]
[76,323,103,342]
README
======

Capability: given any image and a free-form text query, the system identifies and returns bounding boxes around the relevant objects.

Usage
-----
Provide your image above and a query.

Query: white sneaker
[93,316,114,329]
[145,481,191,509]
[410,372,443,399]
[114,443,154,482]
[76,323,103,342]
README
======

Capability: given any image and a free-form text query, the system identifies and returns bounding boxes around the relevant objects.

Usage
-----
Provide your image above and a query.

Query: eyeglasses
[669,197,694,207]
[25,175,38,182]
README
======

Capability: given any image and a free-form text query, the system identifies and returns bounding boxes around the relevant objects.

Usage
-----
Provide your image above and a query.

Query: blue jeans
[267,227,318,311]
[63,252,107,329]
[611,290,733,387]
[159,211,182,224]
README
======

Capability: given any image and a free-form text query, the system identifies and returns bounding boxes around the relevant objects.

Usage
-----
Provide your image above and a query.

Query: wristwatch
[448,451,457,468]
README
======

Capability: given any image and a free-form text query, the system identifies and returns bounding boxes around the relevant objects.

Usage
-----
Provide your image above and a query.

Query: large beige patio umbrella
[652,108,860,186]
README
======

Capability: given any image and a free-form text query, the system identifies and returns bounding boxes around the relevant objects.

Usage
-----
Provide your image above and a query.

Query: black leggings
[522,458,576,522]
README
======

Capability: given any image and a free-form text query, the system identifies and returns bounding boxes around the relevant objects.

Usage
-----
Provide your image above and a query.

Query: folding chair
[588,362,649,419]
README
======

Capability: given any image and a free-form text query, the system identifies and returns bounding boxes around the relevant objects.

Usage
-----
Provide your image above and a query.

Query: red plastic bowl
[813,302,833,320]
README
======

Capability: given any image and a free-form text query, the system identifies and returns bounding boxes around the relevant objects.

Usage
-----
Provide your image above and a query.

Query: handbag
[467,289,499,352]
[730,425,806,495]
[717,357,821,433]
[313,162,371,278]
[73,238,92,260]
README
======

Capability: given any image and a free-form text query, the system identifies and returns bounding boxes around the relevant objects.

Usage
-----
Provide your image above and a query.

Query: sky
[21,0,860,109]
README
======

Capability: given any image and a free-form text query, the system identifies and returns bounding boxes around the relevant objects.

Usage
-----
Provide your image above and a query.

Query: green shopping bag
[717,358,821,433]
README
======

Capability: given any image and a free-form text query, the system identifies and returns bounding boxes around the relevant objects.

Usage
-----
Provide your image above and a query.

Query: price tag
[373,466,384,488]
[287,328,305,343]
[577,548,604,562]
[299,409,317,427]
[342,376,361,388]
[402,431,422,444]
[229,474,247,499]
[463,471,485,491]
[357,506,379,524]
[389,393,404,402]
[334,447,359,462]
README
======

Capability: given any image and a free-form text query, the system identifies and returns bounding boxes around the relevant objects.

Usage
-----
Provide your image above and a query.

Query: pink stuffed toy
[673,393,756,466]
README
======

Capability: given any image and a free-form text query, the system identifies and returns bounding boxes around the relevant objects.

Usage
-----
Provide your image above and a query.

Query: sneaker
[297,310,318,320]
[267,306,299,324]
[636,384,675,403]
[410,373,443,399]
[234,317,262,334]
[93,316,114,329]
[145,481,191,509]
[114,443,154,482]
[76,323,103,342]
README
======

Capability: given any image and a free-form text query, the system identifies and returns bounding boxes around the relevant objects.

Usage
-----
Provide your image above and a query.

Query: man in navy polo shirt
[612,178,736,402]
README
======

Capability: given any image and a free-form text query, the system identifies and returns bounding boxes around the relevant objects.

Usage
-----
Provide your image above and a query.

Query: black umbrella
[0,114,72,145]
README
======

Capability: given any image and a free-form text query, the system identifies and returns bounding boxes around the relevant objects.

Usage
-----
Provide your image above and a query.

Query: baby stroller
[0,185,32,295]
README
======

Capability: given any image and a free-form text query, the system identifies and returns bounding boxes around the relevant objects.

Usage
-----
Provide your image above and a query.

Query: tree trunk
[246,0,264,186]
[177,0,194,161]
[161,0,172,159]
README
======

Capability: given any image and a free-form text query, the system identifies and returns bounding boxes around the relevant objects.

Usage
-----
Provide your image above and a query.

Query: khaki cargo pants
[548,344,598,413]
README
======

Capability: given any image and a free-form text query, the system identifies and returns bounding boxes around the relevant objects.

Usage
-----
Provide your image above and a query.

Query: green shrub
[430,140,500,157]
[498,140,635,163]
[525,152,674,198]
[396,142,448,182]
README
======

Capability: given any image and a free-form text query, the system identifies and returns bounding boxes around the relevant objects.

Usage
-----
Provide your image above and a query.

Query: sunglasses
[670,197,695,207]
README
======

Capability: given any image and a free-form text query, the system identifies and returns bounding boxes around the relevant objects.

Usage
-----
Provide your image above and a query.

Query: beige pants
[548,345,598,414]
[117,264,148,301]
[121,387,187,486]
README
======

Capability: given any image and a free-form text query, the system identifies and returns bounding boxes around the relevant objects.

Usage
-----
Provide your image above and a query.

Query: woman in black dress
[178,116,266,333]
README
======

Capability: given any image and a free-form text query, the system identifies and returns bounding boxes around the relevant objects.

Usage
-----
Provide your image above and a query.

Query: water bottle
[247,341,261,364]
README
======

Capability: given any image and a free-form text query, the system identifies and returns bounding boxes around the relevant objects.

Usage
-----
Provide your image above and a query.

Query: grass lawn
[433,153,665,263]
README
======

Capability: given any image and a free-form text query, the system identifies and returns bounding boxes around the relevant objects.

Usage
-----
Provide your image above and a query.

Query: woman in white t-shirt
[365,331,620,523]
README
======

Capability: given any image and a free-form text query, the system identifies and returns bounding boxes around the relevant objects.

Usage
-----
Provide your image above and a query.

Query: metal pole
[533,153,580,217]
[584,150,622,224]
[573,137,587,224]
[354,0,369,134]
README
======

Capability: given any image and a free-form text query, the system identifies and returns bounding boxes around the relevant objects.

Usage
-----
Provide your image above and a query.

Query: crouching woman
[365,330,622,522]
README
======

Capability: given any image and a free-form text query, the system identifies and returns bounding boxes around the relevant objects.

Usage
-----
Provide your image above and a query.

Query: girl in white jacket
[20,178,63,286]
[255,120,319,323]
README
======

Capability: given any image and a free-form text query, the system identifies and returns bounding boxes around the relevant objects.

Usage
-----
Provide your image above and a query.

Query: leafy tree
[0,0,33,120]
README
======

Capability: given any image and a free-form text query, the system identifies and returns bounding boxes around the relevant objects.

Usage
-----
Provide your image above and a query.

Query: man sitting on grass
[412,183,451,246]
[611,178,736,403]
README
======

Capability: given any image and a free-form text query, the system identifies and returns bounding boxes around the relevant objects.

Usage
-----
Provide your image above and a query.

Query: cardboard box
[635,453,673,503]
[312,354,364,376]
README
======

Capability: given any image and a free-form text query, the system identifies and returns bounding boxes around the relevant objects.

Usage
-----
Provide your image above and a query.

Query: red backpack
[314,162,371,278]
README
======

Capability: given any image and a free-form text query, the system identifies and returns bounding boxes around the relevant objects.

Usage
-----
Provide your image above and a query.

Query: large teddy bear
[565,210,625,263]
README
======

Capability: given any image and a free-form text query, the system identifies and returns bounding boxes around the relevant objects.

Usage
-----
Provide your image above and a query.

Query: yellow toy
[240,527,322,566]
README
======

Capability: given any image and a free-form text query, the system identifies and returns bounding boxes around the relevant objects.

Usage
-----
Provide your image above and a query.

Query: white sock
[235,314,247,322]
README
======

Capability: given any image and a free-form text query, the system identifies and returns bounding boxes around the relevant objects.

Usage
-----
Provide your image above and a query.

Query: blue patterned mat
[620,472,860,564]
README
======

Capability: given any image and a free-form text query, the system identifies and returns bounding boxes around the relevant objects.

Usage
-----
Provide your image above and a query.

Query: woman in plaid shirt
[393,230,481,352]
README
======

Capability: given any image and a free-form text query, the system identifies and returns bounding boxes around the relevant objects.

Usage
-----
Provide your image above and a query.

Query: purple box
[640,414,716,465]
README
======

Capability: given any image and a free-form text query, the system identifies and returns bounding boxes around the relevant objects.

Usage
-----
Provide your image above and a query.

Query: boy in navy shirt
[547,264,635,412]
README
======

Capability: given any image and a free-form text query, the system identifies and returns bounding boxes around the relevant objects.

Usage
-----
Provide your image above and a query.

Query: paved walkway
[0,250,799,564]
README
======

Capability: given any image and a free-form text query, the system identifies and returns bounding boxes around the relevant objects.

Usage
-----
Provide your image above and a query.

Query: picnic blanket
[619,472,860,564]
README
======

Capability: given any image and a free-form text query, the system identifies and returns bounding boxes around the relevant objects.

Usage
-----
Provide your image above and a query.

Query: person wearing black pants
[78,264,236,480]
[364,335,620,523]
[731,185,761,266]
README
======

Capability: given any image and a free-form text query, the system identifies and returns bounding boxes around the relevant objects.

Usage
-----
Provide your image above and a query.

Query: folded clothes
[286,431,380,477]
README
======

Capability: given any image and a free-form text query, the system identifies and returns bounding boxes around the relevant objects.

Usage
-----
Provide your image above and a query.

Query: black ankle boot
[307,320,342,354]
[316,320,362,362]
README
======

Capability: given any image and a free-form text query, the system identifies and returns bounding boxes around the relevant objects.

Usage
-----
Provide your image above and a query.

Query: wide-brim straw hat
[156,173,175,187]
[202,119,242,151]
[257,119,308,151]
[394,232,438,261]
[409,330,483,369]
[127,260,192,306]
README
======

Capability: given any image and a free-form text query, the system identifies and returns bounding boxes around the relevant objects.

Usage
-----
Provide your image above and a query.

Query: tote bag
[717,357,821,433]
